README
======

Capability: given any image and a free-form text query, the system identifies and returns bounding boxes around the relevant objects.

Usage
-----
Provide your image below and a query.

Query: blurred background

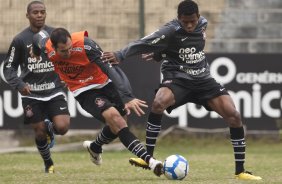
[0,0,281,149]
[1,0,282,53]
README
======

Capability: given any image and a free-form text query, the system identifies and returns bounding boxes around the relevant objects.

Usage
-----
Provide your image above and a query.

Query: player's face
[55,37,73,59]
[178,13,200,33]
[26,3,46,29]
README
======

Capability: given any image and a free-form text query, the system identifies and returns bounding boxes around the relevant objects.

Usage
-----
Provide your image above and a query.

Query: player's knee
[152,99,167,113]
[227,110,242,127]
[56,126,68,135]
[54,121,70,135]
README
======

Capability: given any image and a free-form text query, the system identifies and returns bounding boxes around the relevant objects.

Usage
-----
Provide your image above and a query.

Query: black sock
[118,127,152,163]
[230,127,245,175]
[35,138,53,168]
[146,112,162,156]
[91,125,118,153]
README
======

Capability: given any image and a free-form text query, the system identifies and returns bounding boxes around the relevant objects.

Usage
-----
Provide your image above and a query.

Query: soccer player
[3,1,70,173]
[101,0,262,180]
[31,28,163,176]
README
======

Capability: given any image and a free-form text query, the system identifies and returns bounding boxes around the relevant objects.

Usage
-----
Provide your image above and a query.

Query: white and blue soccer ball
[163,154,189,180]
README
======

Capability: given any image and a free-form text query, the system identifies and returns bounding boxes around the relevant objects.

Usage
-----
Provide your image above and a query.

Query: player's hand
[141,52,155,61]
[101,52,120,64]
[19,84,31,96]
[124,98,148,116]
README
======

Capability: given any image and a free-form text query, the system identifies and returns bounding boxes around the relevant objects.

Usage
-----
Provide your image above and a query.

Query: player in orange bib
[32,27,163,176]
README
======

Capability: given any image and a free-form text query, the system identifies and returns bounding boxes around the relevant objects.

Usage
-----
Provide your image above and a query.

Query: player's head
[51,28,72,59]
[26,1,46,30]
[177,0,200,33]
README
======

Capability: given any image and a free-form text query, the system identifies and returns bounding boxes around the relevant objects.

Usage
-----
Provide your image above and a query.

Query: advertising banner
[0,54,281,130]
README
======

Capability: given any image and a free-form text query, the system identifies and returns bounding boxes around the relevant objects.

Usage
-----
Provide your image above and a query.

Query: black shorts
[160,78,229,113]
[22,95,70,124]
[75,83,126,123]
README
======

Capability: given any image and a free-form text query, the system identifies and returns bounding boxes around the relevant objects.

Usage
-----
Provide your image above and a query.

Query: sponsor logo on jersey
[6,47,16,68]
[178,47,205,64]
[179,66,206,75]
[72,47,83,52]
[79,76,93,83]
[54,61,84,79]
[150,35,165,45]
[27,56,55,73]
[27,82,56,91]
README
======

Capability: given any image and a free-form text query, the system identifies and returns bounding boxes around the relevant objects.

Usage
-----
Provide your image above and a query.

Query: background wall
[0,0,281,53]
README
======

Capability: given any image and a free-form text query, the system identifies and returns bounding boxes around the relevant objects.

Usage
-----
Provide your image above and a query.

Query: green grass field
[0,135,281,184]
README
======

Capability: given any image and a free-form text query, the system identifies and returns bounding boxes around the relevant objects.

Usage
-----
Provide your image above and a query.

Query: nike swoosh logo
[134,147,140,152]
[181,37,188,42]
[147,126,159,131]
[27,44,32,48]
[220,88,225,92]
[60,107,67,110]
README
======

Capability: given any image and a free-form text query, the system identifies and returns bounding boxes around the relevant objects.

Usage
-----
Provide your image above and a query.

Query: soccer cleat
[44,119,55,148]
[149,158,163,177]
[129,158,150,170]
[45,165,55,173]
[235,171,262,180]
[83,141,102,165]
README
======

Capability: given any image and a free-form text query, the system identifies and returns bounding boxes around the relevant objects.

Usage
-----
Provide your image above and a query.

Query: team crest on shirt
[25,105,34,117]
[95,98,105,107]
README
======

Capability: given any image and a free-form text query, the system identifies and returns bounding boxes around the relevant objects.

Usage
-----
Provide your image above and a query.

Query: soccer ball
[163,154,189,180]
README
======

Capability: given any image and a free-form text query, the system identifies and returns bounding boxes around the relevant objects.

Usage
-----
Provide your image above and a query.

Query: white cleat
[83,141,102,165]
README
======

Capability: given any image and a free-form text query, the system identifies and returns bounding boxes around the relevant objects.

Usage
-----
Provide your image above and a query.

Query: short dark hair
[50,28,71,48]
[177,0,199,17]
[27,1,44,13]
